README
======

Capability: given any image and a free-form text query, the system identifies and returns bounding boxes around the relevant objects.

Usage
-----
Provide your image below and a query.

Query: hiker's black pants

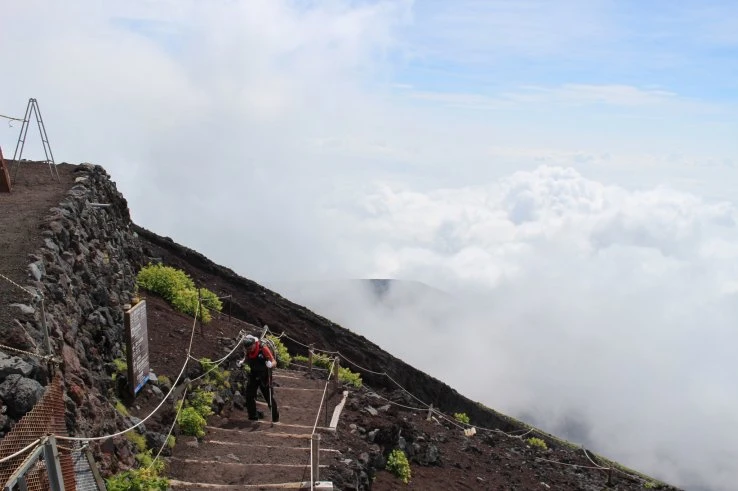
[245,370,278,420]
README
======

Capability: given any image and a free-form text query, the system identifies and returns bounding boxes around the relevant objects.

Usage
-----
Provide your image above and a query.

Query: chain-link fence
[0,373,75,491]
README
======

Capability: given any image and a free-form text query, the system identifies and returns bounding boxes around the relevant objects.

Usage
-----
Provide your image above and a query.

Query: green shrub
[105,468,168,491]
[166,435,176,449]
[644,482,656,489]
[338,366,362,388]
[157,375,172,389]
[135,449,165,473]
[527,437,547,450]
[126,431,147,453]
[136,263,222,323]
[177,406,206,438]
[266,335,292,368]
[112,358,127,375]
[189,388,215,418]
[199,358,230,389]
[293,354,309,363]
[312,353,333,369]
[386,448,411,484]
[454,412,470,424]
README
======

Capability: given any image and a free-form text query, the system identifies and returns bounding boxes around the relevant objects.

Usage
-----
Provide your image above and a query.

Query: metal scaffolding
[11,98,59,183]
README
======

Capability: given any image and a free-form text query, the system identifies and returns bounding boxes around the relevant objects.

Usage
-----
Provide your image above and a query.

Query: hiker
[236,334,280,422]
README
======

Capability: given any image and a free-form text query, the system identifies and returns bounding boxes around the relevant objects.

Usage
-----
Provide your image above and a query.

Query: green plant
[312,353,332,369]
[166,435,176,449]
[177,406,206,438]
[189,388,215,418]
[199,358,230,389]
[113,358,127,374]
[338,366,362,388]
[136,263,222,323]
[266,334,292,368]
[386,448,411,484]
[157,375,172,388]
[126,431,147,453]
[644,482,656,489]
[105,468,168,491]
[293,354,309,363]
[454,412,470,424]
[135,449,165,474]
[527,437,548,451]
[115,400,129,417]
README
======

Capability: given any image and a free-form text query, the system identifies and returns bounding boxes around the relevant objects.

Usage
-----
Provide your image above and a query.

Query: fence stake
[308,346,314,374]
[607,467,613,486]
[427,404,434,421]
[43,435,65,491]
[311,433,321,483]
[333,356,341,393]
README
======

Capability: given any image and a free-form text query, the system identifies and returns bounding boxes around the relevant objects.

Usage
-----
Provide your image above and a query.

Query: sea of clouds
[278,165,738,491]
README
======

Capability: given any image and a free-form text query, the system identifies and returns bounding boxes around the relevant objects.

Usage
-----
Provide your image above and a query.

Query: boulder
[0,353,34,378]
[0,375,45,418]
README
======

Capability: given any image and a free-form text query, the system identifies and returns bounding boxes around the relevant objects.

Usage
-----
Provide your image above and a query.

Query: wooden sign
[0,146,11,193]
[124,300,150,397]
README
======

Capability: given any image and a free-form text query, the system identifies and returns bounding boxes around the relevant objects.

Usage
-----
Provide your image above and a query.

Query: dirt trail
[167,367,346,490]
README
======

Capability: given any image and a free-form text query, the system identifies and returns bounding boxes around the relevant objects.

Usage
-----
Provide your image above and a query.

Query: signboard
[0,146,11,193]
[124,300,150,397]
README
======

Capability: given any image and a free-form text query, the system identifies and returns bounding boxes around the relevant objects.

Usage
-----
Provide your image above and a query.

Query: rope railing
[309,358,336,490]
[266,328,644,480]
[0,439,42,464]
[56,302,201,442]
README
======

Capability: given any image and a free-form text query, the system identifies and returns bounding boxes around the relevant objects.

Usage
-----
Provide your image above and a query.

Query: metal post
[427,404,434,421]
[197,287,203,336]
[308,346,314,374]
[43,435,65,491]
[311,433,321,483]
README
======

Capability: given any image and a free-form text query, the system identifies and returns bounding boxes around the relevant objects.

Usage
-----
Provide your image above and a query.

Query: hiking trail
[167,367,347,490]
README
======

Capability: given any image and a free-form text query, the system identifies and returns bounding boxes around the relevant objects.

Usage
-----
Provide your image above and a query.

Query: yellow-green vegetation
[644,482,656,489]
[166,435,176,449]
[115,400,129,417]
[527,437,548,451]
[266,334,292,368]
[312,352,333,369]
[293,354,309,363]
[106,431,168,490]
[338,366,362,388]
[113,358,128,374]
[199,358,230,389]
[126,431,147,453]
[177,405,207,438]
[136,263,223,323]
[105,466,168,491]
[453,412,470,424]
[157,374,172,388]
[386,448,411,484]
[176,387,216,438]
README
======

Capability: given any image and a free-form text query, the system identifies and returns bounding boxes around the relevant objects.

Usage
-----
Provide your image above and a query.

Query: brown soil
[0,161,77,340]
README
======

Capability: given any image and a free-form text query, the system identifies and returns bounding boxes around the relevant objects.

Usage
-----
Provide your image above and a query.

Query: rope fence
[264,328,656,484]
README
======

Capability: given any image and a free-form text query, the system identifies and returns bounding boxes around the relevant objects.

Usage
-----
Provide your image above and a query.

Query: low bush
[266,335,292,368]
[106,467,168,491]
[199,358,230,389]
[126,431,147,452]
[312,353,333,369]
[338,366,362,388]
[454,412,470,424]
[527,437,548,450]
[293,354,309,363]
[386,448,411,484]
[177,406,206,438]
[136,263,223,323]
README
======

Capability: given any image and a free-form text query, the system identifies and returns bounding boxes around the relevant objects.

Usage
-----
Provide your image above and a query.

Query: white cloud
[283,165,738,490]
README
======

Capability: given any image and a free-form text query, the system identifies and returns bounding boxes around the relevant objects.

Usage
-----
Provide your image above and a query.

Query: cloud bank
[280,166,738,491]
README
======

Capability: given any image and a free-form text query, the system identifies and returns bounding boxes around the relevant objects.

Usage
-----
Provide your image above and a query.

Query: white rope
[582,447,609,470]
[310,358,336,490]
[535,457,604,470]
[56,303,201,442]
[0,271,36,297]
[0,439,42,464]
[188,335,246,383]
[148,386,188,470]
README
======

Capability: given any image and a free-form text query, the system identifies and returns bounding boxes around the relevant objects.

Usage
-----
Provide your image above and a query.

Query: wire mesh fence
[0,373,75,491]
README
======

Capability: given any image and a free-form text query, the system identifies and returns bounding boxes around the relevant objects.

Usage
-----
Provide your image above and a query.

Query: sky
[1,1,737,489]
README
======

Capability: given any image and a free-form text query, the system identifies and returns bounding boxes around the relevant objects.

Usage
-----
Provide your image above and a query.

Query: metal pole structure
[43,435,65,491]
[11,100,33,182]
[311,433,321,484]
[31,98,59,181]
